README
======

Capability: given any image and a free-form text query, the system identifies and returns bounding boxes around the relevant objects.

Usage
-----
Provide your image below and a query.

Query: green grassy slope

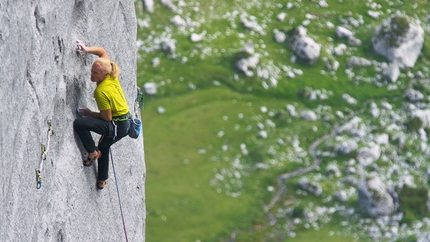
[136,0,430,241]
[143,88,359,241]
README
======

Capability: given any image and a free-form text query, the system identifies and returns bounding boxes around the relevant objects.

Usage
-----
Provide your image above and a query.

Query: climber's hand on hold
[76,39,88,53]
[77,107,91,116]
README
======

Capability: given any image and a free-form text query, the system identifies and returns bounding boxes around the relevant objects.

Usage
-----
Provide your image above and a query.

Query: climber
[73,39,130,190]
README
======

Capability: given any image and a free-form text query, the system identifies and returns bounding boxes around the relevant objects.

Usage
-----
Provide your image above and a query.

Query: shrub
[376,14,410,48]
[398,185,429,224]
[405,116,423,133]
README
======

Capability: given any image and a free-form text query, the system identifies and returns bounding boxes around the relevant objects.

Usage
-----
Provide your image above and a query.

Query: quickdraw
[35,120,54,189]
[135,87,144,107]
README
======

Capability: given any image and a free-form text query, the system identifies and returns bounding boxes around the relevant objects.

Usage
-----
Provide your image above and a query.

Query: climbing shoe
[84,150,101,166]
[97,179,108,189]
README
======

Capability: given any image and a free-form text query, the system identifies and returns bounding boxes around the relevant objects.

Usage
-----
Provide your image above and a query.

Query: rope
[109,147,129,242]
[36,120,54,189]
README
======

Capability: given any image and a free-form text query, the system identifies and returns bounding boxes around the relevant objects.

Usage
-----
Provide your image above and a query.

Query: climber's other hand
[76,39,88,53]
[77,107,91,116]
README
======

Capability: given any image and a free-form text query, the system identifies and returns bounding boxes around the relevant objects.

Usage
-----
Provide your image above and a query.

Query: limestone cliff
[0,1,146,241]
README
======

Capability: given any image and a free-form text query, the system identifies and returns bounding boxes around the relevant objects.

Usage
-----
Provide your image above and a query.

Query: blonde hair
[94,58,120,79]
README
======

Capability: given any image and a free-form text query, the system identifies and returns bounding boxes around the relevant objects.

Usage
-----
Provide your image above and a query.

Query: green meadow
[136,0,430,241]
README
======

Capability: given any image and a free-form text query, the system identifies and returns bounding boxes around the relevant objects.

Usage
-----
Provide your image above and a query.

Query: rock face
[0,1,146,241]
[372,14,424,68]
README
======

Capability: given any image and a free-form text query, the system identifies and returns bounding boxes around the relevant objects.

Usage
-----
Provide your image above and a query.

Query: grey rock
[152,57,161,67]
[324,58,339,71]
[161,38,176,54]
[298,177,322,196]
[367,10,381,19]
[258,130,268,139]
[236,54,259,77]
[289,26,321,63]
[342,176,359,187]
[347,37,362,47]
[348,56,372,67]
[277,12,287,21]
[325,163,341,178]
[405,88,424,102]
[300,110,317,121]
[0,1,145,241]
[143,82,158,95]
[372,14,424,68]
[336,26,353,39]
[335,139,358,155]
[333,43,347,56]
[357,143,381,166]
[143,0,154,12]
[273,29,286,43]
[286,104,298,117]
[241,15,264,35]
[412,109,430,127]
[190,33,204,42]
[418,233,430,242]
[242,40,255,55]
[382,62,400,82]
[161,0,182,14]
[334,191,348,202]
[358,176,398,217]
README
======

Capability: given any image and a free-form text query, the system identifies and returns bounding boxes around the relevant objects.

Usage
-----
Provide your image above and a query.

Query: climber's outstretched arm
[76,39,109,59]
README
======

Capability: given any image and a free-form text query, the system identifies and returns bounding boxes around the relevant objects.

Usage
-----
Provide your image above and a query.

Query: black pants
[73,117,130,180]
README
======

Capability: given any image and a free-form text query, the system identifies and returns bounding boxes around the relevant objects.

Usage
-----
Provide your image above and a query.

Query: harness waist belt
[113,113,130,122]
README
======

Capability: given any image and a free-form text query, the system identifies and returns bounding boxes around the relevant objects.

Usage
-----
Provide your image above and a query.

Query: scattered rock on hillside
[404,88,424,102]
[235,41,259,76]
[334,190,348,202]
[286,104,298,117]
[289,26,321,63]
[347,37,362,47]
[236,54,259,77]
[357,143,381,166]
[300,110,317,121]
[382,62,400,82]
[161,38,176,54]
[418,233,430,242]
[412,109,430,127]
[298,177,322,196]
[347,56,372,67]
[241,14,264,35]
[151,57,160,67]
[324,57,339,71]
[372,13,424,68]
[333,43,347,56]
[242,40,255,55]
[143,0,154,12]
[325,163,341,178]
[273,29,286,43]
[190,32,204,42]
[277,12,287,21]
[336,15,363,46]
[341,93,357,105]
[334,139,358,155]
[161,0,182,14]
[143,82,157,95]
[336,26,353,39]
[357,176,398,217]
[318,0,328,7]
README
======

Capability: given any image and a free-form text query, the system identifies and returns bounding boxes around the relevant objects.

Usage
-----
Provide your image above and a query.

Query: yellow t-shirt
[94,75,129,117]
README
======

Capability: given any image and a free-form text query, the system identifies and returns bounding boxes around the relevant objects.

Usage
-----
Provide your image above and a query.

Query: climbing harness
[35,120,54,189]
[110,147,129,242]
